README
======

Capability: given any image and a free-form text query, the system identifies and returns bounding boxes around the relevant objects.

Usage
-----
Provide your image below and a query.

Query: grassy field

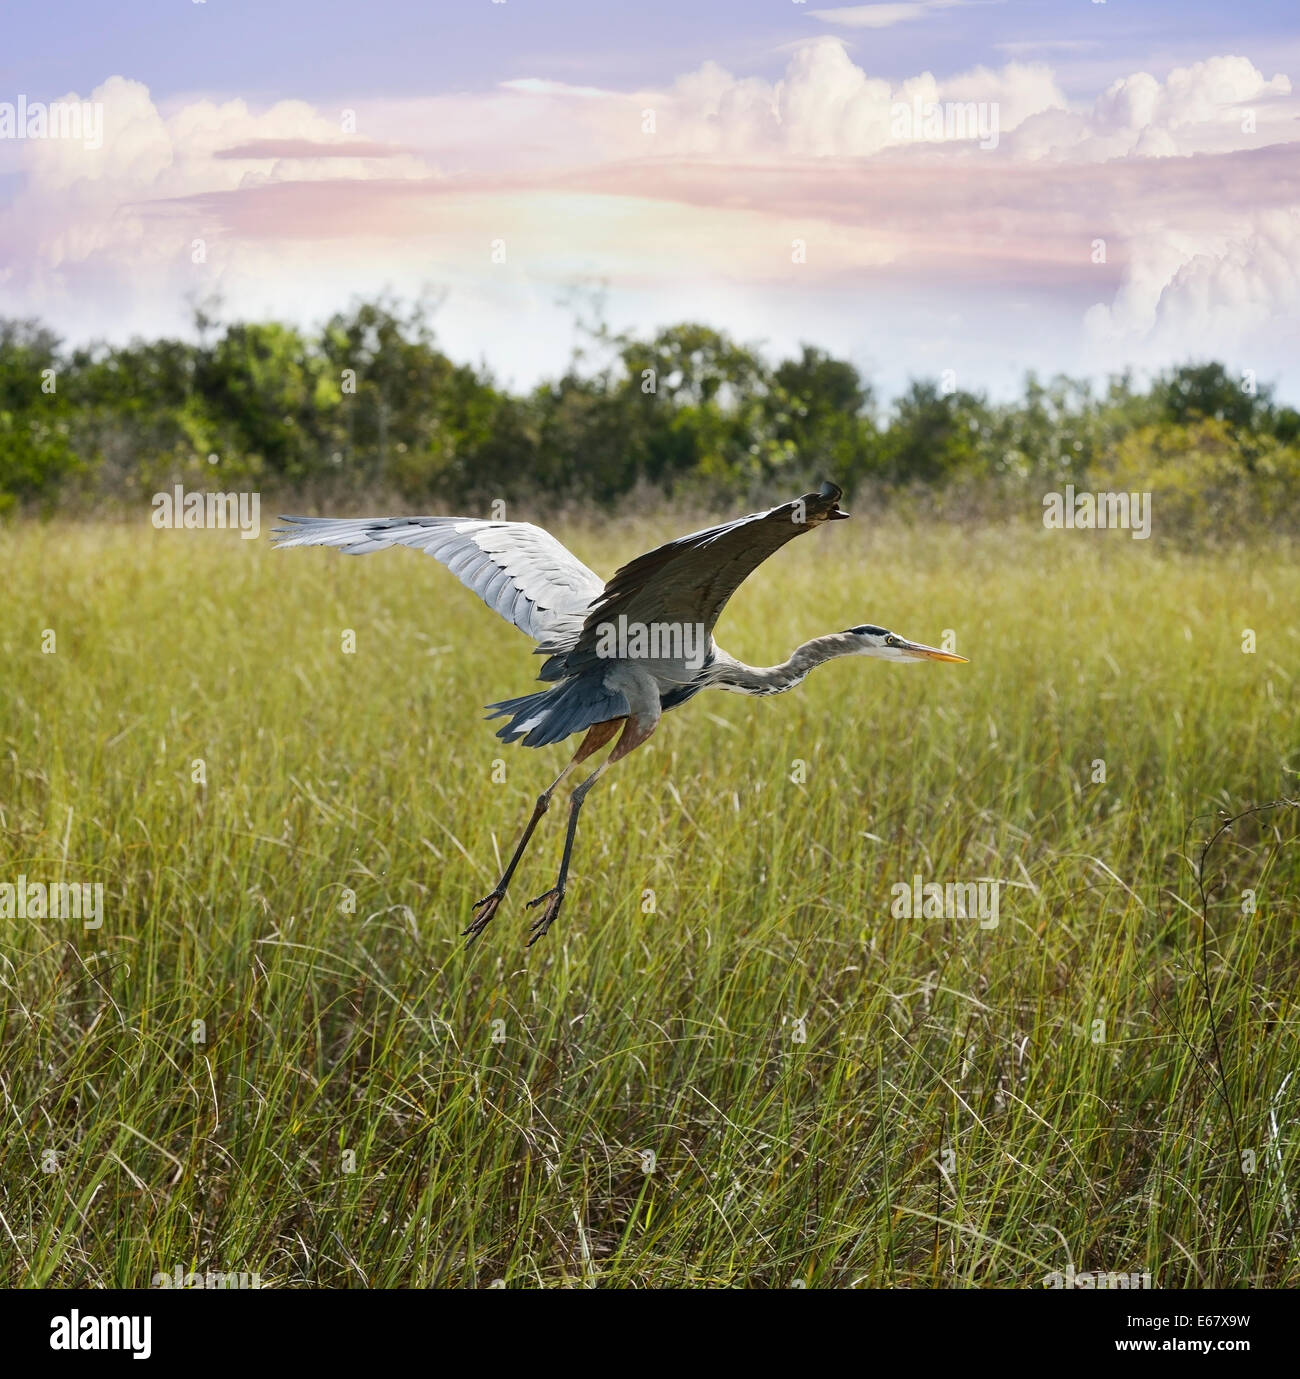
[1,512,1298,1288]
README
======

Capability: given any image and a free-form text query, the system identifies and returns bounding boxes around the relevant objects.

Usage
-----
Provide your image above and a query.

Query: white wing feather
[272,516,604,641]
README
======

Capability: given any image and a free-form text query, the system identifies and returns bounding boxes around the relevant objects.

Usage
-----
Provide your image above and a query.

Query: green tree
[880,380,990,484]
[768,346,877,490]
[0,320,80,510]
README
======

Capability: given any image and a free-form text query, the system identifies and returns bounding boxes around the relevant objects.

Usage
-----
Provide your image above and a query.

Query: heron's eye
[885,635,899,646]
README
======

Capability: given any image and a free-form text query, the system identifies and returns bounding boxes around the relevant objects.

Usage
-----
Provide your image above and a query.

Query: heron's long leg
[463,718,622,945]
[525,712,658,946]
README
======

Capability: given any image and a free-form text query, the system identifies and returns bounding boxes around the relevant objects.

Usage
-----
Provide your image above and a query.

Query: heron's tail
[486,675,628,748]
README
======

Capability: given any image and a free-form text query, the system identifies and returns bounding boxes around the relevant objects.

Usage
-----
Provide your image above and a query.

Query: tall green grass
[1,516,1297,1287]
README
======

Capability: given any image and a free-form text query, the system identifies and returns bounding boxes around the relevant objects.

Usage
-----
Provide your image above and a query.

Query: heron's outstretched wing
[552,482,849,672]
[272,516,604,641]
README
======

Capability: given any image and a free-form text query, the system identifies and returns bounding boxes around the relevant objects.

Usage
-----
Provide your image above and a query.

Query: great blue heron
[273,482,966,946]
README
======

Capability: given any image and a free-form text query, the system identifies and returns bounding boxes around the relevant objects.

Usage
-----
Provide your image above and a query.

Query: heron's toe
[463,890,505,942]
[525,888,565,945]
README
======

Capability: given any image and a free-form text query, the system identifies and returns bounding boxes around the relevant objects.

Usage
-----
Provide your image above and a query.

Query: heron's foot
[524,886,566,946]
[464,889,506,945]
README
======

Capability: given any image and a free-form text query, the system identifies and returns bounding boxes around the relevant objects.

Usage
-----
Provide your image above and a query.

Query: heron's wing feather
[272,516,604,640]
[566,484,848,660]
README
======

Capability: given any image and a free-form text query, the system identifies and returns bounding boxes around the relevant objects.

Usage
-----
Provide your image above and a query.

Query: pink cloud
[213,138,411,160]
[2,48,1297,385]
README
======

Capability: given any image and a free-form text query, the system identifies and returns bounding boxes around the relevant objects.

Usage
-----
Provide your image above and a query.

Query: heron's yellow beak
[899,639,969,663]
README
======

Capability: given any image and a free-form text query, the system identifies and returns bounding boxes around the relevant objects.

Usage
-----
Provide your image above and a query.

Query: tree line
[3,297,1298,534]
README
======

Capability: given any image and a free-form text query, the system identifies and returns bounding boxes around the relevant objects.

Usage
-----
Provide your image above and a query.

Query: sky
[2,0,1298,402]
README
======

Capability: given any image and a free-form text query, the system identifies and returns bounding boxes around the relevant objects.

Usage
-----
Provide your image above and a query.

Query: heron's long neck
[709,634,859,697]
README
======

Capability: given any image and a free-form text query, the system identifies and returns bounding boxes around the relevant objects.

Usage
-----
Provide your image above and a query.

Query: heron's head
[845,624,968,664]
